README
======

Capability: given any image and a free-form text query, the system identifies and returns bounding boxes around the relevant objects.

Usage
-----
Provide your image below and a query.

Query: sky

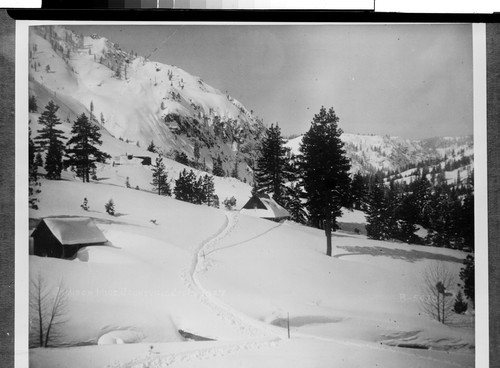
[69,24,473,139]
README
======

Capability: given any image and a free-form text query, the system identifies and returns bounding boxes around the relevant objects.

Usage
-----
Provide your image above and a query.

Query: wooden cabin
[31,217,107,259]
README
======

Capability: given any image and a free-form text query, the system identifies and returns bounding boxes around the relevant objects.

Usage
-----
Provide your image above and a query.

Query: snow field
[29,176,474,367]
[197,214,474,352]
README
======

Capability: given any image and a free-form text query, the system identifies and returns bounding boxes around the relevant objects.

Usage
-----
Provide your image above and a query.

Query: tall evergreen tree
[458,190,474,250]
[366,176,393,240]
[459,255,475,307]
[29,95,38,113]
[350,172,368,210]
[254,123,289,204]
[151,156,171,196]
[299,107,351,256]
[65,113,110,182]
[174,169,197,203]
[279,154,307,224]
[35,101,66,180]
[202,174,216,207]
[281,182,307,224]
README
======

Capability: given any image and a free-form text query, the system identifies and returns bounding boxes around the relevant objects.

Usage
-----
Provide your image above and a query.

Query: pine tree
[29,126,41,210]
[254,123,289,204]
[89,101,95,123]
[459,255,475,307]
[453,290,468,314]
[366,177,392,240]
[174,151,189,166]
[281,183,307,224]
[29,95,38,113]
[299,107,351,256]
[279,154,306,224]
[350,172,368,210]
[147,140,156,153]
[100,112,105,127]
[35,152,43,168]
[35,101,66,180]
[194,141,201,164]
[457,187,474,250]
[202,175,216,207]
[213,194,220,208]
[212,155,225,177]
[174,169,197,203]
[231,158,239,179]
[193,176,205,204]
[45,142,64,180]
[65,113,110,182]
[151,156,171,196]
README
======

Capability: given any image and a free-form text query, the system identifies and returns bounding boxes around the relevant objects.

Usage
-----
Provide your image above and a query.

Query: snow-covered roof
[240,194,290,219]
[38,217,107,245]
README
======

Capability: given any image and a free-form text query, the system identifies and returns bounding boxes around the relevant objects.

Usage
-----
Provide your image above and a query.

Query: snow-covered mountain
[286,133,474,185]
[29,25,474,188]
[29,25,265,181]
[26,26,476,367]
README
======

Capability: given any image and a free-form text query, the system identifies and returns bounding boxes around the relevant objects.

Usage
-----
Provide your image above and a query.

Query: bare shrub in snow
[29,274,69,347]
[80,197,89,211]
[223,196,237,210]
[420,262,456,324]
[105,198,115,216]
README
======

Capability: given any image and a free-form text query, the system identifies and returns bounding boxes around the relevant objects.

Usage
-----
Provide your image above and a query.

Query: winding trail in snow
[188,210,285,339]
[118,211,471,368]
[116,211,283,367]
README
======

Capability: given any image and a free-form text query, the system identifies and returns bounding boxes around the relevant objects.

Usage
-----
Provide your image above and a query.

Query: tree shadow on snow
[334,245,465,264]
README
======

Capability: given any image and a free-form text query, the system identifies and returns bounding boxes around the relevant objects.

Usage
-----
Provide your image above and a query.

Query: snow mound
[76,246,134,264]
[97,329,143,345]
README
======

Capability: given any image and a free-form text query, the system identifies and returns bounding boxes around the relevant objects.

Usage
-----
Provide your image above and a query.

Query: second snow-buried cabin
[240,193,290,222]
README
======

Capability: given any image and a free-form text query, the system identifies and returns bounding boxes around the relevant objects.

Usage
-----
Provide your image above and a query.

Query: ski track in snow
[114,211,283,367]
[115,211,470,368]
[184,210,283,338]
[190,212,470,368]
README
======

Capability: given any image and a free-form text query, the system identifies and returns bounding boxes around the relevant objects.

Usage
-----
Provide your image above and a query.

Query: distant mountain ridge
[286,133,473,185]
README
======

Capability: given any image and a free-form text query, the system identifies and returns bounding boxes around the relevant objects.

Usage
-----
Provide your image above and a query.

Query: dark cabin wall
[32,222,63,258]
[243,196,267,210]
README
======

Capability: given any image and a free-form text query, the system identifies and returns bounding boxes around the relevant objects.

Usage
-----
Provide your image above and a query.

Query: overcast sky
[69,24,473,139]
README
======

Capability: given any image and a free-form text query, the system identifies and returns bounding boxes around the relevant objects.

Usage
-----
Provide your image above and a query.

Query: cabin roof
[241,194,290,219]
[36,217,107,245]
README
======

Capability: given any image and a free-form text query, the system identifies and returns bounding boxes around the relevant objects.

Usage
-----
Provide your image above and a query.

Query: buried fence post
[287,312,290,339]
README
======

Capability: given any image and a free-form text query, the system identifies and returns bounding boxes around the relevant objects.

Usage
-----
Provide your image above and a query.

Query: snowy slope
[29,25,264,180]
[28,176,474,368]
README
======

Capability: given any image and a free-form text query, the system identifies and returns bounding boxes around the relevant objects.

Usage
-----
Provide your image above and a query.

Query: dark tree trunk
[325,208,332,256]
